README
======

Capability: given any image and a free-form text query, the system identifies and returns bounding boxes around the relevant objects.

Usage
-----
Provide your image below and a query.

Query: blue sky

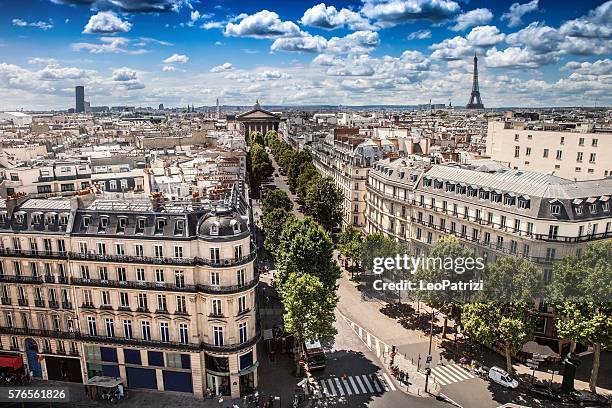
[0,0,610,109]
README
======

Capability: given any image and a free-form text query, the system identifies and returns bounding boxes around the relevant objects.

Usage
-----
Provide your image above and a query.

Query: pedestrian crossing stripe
[316,373,396,397]
[430,364,475,386]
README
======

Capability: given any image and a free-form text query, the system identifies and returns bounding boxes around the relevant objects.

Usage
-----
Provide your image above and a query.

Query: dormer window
[504,194,516,206]
[445,182,455,193]
[491,192,502,203]
[175,219,185,235]
[136,218,146,232]
[0,213,6,223]
[45,212,58,225]
[479,190,489,200]
[15,212,26,224]
[550,204,561,215]
[117,217,127,232]
[32,213,42,225]
[423,178,432,187]
[99,217,108,230]
[603,201,610,212]
[589,204,597,214]
[156,218,166,233]
[467,187,478,197]
[59,213,69,226]
[82,216,90,228]
[210,222,220,236]
[230,220,241,234]
[518,197,530,209]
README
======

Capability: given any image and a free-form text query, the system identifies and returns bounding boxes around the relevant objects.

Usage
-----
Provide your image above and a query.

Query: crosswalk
[430,363,476,386]
[317,373,397,397]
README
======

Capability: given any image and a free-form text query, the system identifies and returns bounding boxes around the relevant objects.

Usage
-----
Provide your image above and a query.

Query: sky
[0,0,610,110]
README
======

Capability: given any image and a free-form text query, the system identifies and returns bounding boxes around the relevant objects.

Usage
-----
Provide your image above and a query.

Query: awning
[234,361,260,376]
[586,197,597,203]
[0,354,23,370]
[572,199,583,205]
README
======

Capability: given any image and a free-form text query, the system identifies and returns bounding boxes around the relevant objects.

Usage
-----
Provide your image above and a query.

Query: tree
[360,232,397,274]
[548,240,612,392]
[251,143,273,184]
[305,176,343,231]
[275,217,341,291]
[264,130,278,145]
[262,189,293,214]
[280,273,337,358]
[480,256,544,303]
[338,226,362,268]
[296,163,320,202]
[249,131,264,146]
[262,208,294,256]
[413,236,480,337]
[278,148,294,170]
[287,150,312,191]
[461,302,535,374]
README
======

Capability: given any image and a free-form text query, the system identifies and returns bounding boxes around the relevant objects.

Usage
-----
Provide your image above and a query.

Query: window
[239,322,247,343]
[579,137,584,146]
[545,248,556,261]
[80,265,90,279]
[514,219,521,232]
[79,242,88,254]
[238,296,247,314]
[155,269,165,284]
[556,150,562,160]
[136,268,145,282]
[525,147,531,156]
[210,248,220,263]
[154,245,163,258]
[237,269,245,286]
[97,242,106,255]
[576,206,583,215]
[99,217,108,230]
[211,272,220,286]
[135,244,144,257]
[87,316,97,336]
[212,299,222,316]
[116,244,125,256]
[550,204,561,215]
[543,149,549,158]
[179,323,189,344]
[213,326,224,346]
[590,203,597,214]
[160,322,170,342]
[523,244,531,257]
[167,353,182,368]
[548,225,559,239]
[116,267,127,282]
[514,134,519,141]
[172,246,184,259]
[234,245,243,260]
[175,220,185,235]
[137,294,148,311]
[527,222,534,236]
[500,216,507,229]
[120,292,129,308]
[514,146,520,158]
[175,270,185,288]
[136,218,145,232]
[176,296,187,314]
[117,217,127,232]
[156,218,166,233]
[99,267,108,281]
[83,290,92,307]
[577,152,583,162]
[589,153,596,163]
[123,320,133,339]
[157,294,167,312]
[101,291,111,306]
[105,318,115,337]
[496,236,504,250]
[141,321,151,341]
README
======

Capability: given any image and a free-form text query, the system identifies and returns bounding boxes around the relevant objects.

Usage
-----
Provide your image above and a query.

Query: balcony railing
[0,326,261,353]
[0,274,43,284]
[1,297,11,305]
[0,248,68,260]
[48,300,59,309]
[68,250,257,268]
[18,298,28,306]
[62,301,73,309]
[34,299,45,308]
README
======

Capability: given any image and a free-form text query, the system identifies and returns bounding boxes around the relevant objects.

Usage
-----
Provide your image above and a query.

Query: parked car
[527,384,562,401]
[488,366,519,389]
[569,390,611,407]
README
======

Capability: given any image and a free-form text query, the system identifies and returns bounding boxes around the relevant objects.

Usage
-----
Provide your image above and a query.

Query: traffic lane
[441,376,576,408]
[308,310,450,408]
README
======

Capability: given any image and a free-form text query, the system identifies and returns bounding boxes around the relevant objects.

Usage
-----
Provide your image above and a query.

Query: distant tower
[466,54,484,109]
[75,86,85,113]
[216,98,220,119]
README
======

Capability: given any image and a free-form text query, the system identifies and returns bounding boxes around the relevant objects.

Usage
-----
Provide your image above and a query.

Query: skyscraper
[75,86,85,113]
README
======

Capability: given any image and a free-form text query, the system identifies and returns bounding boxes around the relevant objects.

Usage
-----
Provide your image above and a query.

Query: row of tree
[248,131,273,185]
[265,131,343,231]
[338,227,611,392]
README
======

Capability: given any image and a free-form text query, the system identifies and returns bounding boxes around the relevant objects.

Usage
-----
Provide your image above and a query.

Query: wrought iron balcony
[1,297,11,305]
[18,298,28,306]
[48,300,60,309]
[62,301,73,309]
[0,274,43,284]
[0,248,68,260]
[34,299,45,308]
[81,303,95,309]
[44,275,56,283]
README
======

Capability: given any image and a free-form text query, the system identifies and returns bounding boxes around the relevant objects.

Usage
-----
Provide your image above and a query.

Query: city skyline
[1,0,611,110]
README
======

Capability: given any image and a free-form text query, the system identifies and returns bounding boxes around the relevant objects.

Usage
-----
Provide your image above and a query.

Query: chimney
[151,192,164,212]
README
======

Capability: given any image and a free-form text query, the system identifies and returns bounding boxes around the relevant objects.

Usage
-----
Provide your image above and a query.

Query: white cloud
[271,35,328,53]
[450,8,493,31]
[407,29,431,40]
[271,30,379,54]
[300,3,374,30]
[162,65,177,71]
[501,0,539,28]
[83,11,132,34]
[201,21,225,29]
[430,36,473,60]
[50,0,196,13]
[559,1,612,38]
[225,10,303,38]
[163,53,189,64]
[12,18,54,30]
[506,22,561,53]
[561,59,612,75]
[360,0,460,27]
[112,67,138,81]
[484,46,557,68]
[71,37,147,54]
[466,25,505,47]
[210,62,233,73]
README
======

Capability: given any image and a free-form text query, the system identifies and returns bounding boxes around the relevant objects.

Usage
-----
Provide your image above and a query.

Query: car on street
[488,366,519,389]
[527,384,562,402]
[569,390,611,407]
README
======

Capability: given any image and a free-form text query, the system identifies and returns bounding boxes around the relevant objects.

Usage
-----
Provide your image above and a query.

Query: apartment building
[311,133,381,228]
[486,119,612,180]
[366,158,612,350]
[0,191,259,398]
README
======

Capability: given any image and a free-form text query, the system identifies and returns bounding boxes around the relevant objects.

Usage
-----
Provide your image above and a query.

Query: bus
[304,339,326,371]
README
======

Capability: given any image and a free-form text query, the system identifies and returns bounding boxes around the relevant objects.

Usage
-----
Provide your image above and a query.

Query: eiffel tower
[466,54,484,109]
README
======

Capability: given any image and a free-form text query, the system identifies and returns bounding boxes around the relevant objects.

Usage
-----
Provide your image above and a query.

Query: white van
[488,366,519,389]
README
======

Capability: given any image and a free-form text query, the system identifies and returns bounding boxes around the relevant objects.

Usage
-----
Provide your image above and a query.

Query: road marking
[348,376,361,394]
[326,379,337,396]
[361,375,374,393]
[370,374,382,393]
[334,377,345,396]
[432,364,476,386]
[342,377,352,395]
[446,364,474,380]
[319,379,330,396]
[354,375,367,393]
[381,373,396,391]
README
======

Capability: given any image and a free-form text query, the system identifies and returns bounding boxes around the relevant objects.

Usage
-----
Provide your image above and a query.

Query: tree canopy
[262,208,294,256]
[338,226,363,266]
[262,189,293,214]
[305,176,344,231]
